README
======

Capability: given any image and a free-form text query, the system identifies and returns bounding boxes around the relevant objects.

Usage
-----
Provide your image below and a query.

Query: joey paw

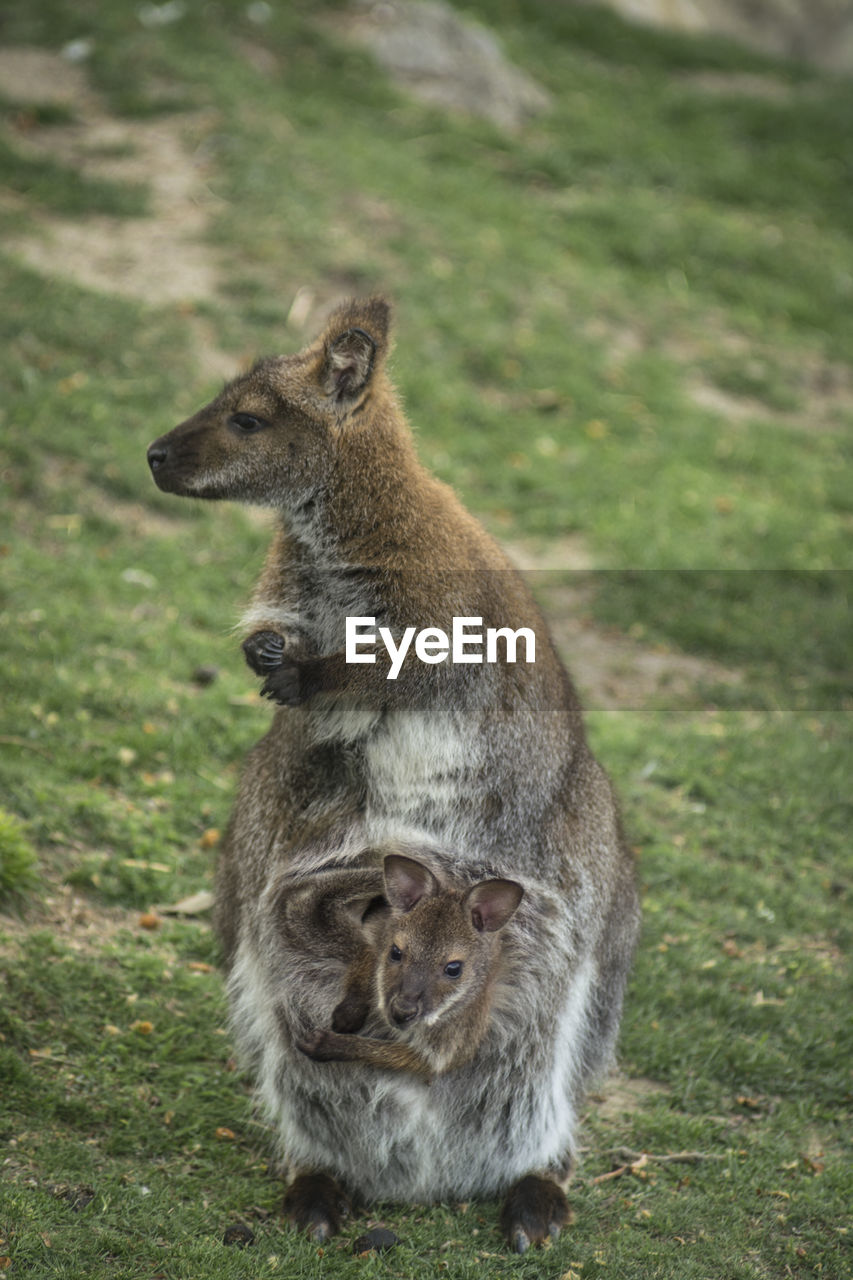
[500,1175,570,1254]
[295,1028,335,1061]
[331,995,369,1035]
[242,629,286,675]
[282,1172,349,1242]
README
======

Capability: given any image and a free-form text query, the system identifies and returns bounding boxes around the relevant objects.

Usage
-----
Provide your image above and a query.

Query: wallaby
[297,854,524,1079]
[147,297,640,1253]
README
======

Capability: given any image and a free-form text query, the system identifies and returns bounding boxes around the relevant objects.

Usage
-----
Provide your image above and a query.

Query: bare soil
[0,48,221,308]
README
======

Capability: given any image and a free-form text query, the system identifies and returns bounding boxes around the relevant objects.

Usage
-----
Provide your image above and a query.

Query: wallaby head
[376,855,523,1031]
[147,297,392,506]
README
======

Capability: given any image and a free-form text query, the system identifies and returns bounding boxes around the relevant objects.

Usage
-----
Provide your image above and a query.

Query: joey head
[297,853,523,1079]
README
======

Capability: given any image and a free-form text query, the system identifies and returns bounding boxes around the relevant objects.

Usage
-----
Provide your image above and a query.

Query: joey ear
[466,880,524,933]
[383,855,439,914]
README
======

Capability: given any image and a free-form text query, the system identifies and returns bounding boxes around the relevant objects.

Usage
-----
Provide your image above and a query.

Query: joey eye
[389,944,402,963]
[229,412,267,434]
[444,961,463,979]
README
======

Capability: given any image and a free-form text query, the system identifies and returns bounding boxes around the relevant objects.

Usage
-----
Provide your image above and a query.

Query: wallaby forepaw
[260,663,304,706]
[242,629,286,675]
[282,1172,349,1242]
[500,1175,571,1254]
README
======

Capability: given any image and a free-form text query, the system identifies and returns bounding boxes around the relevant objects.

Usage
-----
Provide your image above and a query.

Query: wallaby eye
[389,944,402,963]
[444,961,463,979]
[229,412,267,434]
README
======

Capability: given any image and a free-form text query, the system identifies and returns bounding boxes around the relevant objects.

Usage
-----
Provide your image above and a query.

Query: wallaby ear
[323,327,376,402]
[383,855,439,914]
[321,297,391,403]
[466,880,524,933]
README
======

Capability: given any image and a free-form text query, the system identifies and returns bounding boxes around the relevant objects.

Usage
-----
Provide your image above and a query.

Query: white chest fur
[364,709,482,847]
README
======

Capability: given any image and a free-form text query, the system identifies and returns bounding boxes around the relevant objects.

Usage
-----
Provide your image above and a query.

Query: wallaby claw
[260,664,303,706]
[242,629,286,674]
[512,1229,531,1255]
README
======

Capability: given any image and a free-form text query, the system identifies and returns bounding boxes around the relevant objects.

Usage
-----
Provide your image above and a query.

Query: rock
[222,1222,254,1247]
[566,0,853,73]
[341,0,551,129]
[352,1226,400,1253]
[192,664,220,686]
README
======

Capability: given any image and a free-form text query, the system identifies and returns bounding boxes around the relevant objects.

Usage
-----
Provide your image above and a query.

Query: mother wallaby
[147,298,639,1252]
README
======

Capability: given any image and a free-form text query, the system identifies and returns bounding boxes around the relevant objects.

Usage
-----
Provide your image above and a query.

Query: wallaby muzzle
[147,443,168,474]
[147,435,185,494]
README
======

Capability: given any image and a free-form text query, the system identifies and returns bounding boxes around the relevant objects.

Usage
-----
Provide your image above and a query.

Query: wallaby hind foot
[499,1174,571,1254]
[282,1171,350,1242]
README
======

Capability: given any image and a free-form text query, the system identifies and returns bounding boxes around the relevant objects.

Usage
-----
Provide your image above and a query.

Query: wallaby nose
[147,443,168,473]
[389,997,419,1027]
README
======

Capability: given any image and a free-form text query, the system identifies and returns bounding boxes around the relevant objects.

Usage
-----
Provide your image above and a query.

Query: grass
[0,812,38,901]
[0,0,851,1276]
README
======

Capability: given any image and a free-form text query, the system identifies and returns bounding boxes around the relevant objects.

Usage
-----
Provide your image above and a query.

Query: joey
[297,854,523,1079]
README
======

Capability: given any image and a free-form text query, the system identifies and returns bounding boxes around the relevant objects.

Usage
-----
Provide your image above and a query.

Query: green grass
[0,810,38,901]
[0,0,851,1276]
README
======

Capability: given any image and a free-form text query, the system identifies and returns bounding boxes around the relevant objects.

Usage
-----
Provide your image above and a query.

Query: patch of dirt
[0,852,214,963]
[586,312,853,435]
[0,48,223,310]
[0,47,94,107]
[234,36,281,78]
[588,1070,670,1123]
[665,314,853,432]
[686,362,853,434]
[586,0,853,72]
[562,620,741,711]
[41,456,188,540]
[503,536,597,573]
[686,378,772,423]
[680,71,801,101]
[510,560,742,710]
[0,878,144,961]
[670,316,853,433]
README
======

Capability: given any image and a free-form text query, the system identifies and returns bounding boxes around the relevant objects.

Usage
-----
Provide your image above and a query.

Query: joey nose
[147,444,168,473]
[390,998,419,1027]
